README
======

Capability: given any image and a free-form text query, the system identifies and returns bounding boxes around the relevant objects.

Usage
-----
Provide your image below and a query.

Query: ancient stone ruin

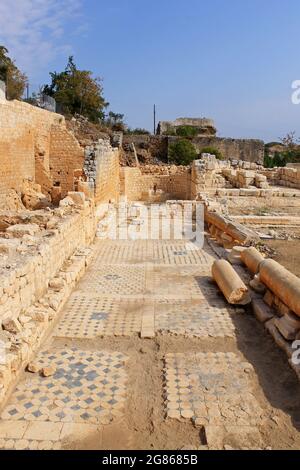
[1,93,300,450]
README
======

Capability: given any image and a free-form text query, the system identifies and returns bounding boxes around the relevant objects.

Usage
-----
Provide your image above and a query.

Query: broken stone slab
[67,191,86,207]
[22,190,50,210]
[265,319,293,358]
[59,196,75,208]
[212,259,251,305]
[252,298,274,323]
[274,315,300,341]
[49,278,65,292]
[241,247,264,274]
[6,223,40,238]
[260,259,300,317]
[263,290,274,308]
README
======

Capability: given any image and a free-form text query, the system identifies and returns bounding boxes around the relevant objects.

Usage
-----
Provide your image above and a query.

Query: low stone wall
[263,167,300,189]
[222,169,268,189]
[121,167,190,201]
[0,202,98,403]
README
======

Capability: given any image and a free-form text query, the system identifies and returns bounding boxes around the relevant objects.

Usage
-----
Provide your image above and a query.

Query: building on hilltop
[157,117,217,137]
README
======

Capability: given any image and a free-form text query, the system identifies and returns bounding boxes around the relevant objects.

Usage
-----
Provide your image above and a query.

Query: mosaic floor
[0,349,128,449]
[0,208,273,450]
[156,301,236,339]
[54,296,142,339]
[163,353,264,428]
[93,240,212,266]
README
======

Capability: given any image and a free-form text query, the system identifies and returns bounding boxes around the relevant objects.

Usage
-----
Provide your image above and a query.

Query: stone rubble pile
[0,199,99,403]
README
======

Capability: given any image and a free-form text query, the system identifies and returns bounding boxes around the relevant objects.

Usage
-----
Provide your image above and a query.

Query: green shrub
[175,125,199,138]
[200,147,224,160]
[169,139,198,165]
[126,127,150,135]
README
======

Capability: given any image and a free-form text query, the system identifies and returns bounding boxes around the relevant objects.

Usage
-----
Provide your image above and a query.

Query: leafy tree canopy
[42,57,109,122]
[0,45,27,100]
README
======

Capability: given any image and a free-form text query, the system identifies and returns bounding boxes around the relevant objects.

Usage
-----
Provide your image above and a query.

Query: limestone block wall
[84,140,120,204]
[121,167,191,201]
[191,137,265,164]
[49,125,84,198]
[261,167,300,189]
[0,99,64,197]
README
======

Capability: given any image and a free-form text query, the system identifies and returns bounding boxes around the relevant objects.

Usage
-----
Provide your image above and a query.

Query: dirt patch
[265,240,300,277]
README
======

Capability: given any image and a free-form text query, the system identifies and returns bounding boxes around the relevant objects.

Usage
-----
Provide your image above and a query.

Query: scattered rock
[27,363,39,374]
[41,365,56,377]
[2,318,22,335]
[59,197,75,208]
[6,223,40,238]
[49,278,65,292]
[22,190,50,210]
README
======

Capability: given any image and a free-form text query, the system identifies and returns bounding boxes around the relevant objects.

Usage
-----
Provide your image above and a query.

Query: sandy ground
[265,240,300,277]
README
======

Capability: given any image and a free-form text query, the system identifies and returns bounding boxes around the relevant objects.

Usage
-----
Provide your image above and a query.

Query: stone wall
[121,166,191,201]
[0,99,84,201]
[190,137,265,164]
[0,100,60,197]
[49,125,84,198]
[84,140,120,204]
[262,167,300,190]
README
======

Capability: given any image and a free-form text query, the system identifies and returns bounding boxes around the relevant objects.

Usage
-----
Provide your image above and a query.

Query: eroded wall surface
[0,100,63,197]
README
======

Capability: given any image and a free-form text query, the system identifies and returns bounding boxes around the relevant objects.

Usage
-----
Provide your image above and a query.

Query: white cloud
[0,0,83,79]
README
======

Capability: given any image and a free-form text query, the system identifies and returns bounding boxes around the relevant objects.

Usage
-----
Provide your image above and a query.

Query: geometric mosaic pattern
[54,296,142,339]
[156,301,236,339]
[164,353,264,427]
[54,296,119,339]
[78,266,146,296]
[93,240,213,266]
[1,349,128,426]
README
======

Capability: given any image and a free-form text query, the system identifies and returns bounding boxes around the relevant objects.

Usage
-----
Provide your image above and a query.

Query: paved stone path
[1,218,300,449]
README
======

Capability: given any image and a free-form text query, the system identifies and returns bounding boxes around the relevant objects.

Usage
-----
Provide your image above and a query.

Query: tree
[42,57,109,122]
[105,111,126,131]
[264,132,300,168]
[169,139,198,165]
[0,46,27,100]
[279,131,299,151]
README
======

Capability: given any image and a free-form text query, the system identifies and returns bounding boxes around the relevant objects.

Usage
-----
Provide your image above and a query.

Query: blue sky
[0,0,300,141]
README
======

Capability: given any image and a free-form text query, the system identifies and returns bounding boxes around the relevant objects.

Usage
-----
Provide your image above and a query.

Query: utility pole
[26,83,29,100]
[153,104,156,135]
